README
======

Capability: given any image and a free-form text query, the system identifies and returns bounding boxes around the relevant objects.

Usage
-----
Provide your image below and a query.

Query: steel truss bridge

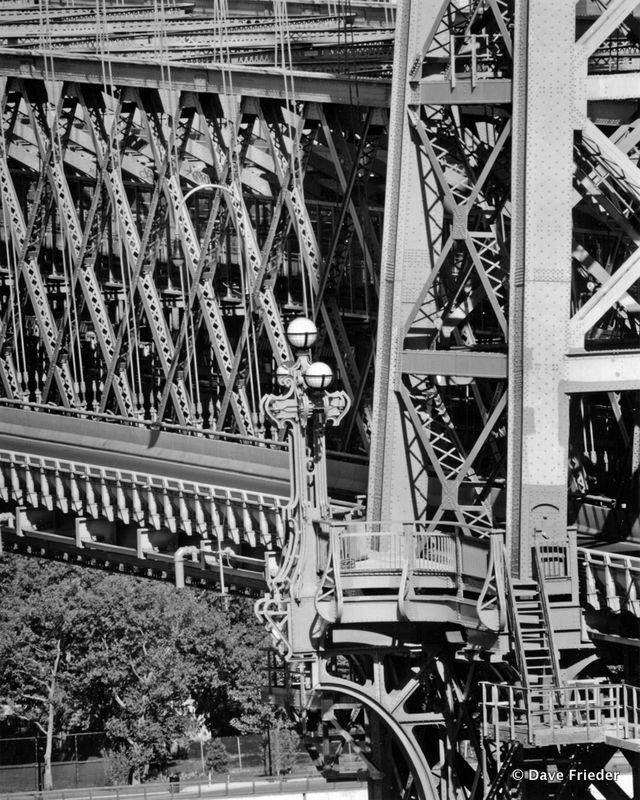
[2,0,640,798]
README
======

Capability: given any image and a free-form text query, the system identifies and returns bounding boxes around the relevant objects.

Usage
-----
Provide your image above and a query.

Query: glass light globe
[304,362,333,390]
[286,317,318,350]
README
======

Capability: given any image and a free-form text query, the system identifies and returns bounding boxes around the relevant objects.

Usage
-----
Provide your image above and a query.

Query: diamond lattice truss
[0,0,392,458]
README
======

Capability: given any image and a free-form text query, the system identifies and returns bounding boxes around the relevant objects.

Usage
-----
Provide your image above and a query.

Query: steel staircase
[484,741,523,800]
[511,580,561,689]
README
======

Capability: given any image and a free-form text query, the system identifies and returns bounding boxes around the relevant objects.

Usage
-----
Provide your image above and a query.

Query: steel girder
[0,77,386,455]
[369,0,640,562]
[296,648,512,800]
[357,1,640,798]
[0,6,395,75]
[369,0,512,534]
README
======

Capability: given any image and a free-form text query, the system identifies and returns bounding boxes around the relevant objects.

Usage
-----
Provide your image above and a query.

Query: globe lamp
[286,317,318,350]
[304,362,334,390]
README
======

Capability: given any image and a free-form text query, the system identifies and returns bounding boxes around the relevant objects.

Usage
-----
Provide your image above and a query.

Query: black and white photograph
[0,2,639,798]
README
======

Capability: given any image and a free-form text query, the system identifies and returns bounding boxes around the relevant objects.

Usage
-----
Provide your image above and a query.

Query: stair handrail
[502,548,530,690]
[484,741,523,800]
[533,546,563,687]
[398,523,414,621]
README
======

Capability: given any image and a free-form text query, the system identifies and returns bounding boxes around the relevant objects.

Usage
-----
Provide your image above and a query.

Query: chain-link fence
[0,733,312,793]
[0,733,107,792]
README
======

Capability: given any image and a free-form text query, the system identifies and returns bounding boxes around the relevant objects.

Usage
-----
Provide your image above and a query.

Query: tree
[0,554,272,787]
[204,739,228,775]
[264,718,300,776]
[69,576,217,782]
[0,557,94,789]
[178,594,271,736]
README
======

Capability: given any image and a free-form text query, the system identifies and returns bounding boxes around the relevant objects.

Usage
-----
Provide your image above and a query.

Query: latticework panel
[0,76,387,455]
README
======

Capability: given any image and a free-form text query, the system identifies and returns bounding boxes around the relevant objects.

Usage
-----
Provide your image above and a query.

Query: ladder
[511,580,560,688]
[505,547,562,691]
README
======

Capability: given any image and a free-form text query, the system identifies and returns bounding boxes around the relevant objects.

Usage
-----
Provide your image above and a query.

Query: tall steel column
[507,0,575,579]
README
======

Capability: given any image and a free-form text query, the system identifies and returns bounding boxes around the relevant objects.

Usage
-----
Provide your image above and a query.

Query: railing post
[450,33,456,88]
[509,687,515,741]
[604,556,620,612]
[581,550,600,610]
[587,687,593,729]
[480,687,489,793]
[455,533,463,597]
[471,34,477,87]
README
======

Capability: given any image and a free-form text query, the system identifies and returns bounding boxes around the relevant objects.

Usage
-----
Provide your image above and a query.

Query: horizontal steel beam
[0,406,367,499]
[0,524,268,593]
[402,349,507,378]
[418,78,512,105]
[586,73,640,101]
[0,405,290,496]
[564,351,640,392]
[0,49,391,106]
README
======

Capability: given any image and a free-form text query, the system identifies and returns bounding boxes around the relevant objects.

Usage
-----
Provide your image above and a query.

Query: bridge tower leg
[507,0,574,581]
[334,0,640,796]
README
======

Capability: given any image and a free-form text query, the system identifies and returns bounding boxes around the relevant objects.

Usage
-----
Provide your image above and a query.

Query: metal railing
[537,543,569,579]
[481,682,640,746]
[0,777,367,800]
[334,521,460,577]
[533,548,562,686]
[313,521,503,626]
[590,37,640,74]
[0,397,287,450]
[578,546,640,616]
[449,33,507,87]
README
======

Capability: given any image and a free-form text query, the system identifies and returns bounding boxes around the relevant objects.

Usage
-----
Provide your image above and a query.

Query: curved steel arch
[318,679,439,800]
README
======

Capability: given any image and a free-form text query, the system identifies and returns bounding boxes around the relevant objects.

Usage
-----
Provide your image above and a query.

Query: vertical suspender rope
[0,116,28,394]
[162,0,203,423]
[39,0,86,404]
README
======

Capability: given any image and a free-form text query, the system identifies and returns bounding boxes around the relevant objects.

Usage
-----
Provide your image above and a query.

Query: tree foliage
[0,554,270,786]
[265,718,300,776]
[204,739,229,775]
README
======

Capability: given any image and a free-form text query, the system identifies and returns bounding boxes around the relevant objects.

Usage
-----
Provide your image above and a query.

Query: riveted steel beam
[0,50,392,107]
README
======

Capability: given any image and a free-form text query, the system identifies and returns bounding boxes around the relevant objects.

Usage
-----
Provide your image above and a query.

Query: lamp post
[260,318,350,655]
[262,317,350,525]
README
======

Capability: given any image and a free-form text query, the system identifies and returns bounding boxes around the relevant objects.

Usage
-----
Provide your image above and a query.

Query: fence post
[236,737,242,771]
[74,734,79,790]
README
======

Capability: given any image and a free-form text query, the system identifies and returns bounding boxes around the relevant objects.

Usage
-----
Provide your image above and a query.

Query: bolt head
[304,361,333,390]
[286,317,317,350]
